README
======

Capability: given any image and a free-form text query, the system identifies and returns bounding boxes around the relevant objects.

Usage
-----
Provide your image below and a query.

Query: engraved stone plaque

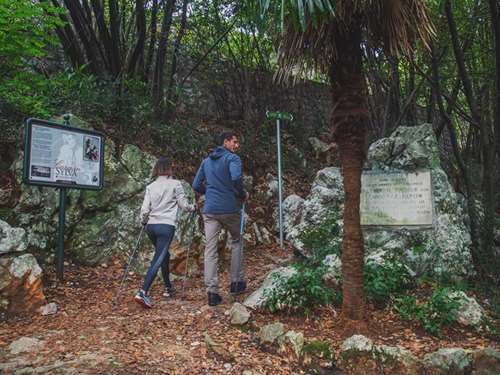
[360,171,433,227]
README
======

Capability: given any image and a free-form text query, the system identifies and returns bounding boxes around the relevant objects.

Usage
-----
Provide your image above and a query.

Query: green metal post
[57,187,66,281]
[56,114,70,281]
[265,111,293,249]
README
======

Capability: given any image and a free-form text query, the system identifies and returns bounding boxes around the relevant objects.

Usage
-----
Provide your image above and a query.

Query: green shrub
[151,119,209,159]
[302,340,332,361]
[264,266,334,315]
[364,259,413,307]
[394,287,461,336]
[299,211,341,266]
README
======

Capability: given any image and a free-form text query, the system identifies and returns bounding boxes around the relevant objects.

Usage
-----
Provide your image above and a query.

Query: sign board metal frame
[23,118,105,191]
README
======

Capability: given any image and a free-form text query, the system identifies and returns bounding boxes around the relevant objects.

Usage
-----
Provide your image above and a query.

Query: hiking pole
[112,224,146,306]
[240,203,246,244]
[181,210,198,296]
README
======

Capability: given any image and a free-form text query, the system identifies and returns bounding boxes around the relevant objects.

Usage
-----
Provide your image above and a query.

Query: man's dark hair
[218,131,236,145]
[151,157,171,178]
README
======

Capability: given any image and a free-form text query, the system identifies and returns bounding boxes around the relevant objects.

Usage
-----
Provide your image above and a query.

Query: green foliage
[394,287,461,336]
[302,340,333,361]
[0,0,61,68]
[299,211,341,266]
[0,0,62,117]
[264,266,334,315]
[364,259,413,307]
[151,119,209,159]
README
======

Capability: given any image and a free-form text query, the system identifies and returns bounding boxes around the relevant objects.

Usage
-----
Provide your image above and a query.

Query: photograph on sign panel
[55,132,82,184]
[83,136,100,162]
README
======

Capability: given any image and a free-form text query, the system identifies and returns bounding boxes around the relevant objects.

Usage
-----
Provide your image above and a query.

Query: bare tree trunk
[108,0,122,76]
[445,0,498,280]
[90,0,113,73]
[165,0,189,117]
[330,23,368,323]
[484,0,500,279]
[406,52,416,125]
[382,56,401,136]
[488,0,500,159]
[46,0,86,69]
[430,42,488,279]
[144,0,159,81]
[127,0,147,76]
[445,0,480,123]
[62,0,101,74]
[152,0,176,117]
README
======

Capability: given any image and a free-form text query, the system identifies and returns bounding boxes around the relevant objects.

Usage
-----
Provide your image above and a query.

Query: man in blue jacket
[192,132,247,306]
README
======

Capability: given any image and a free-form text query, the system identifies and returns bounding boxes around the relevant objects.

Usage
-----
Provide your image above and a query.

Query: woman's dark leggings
[142,223,175,292]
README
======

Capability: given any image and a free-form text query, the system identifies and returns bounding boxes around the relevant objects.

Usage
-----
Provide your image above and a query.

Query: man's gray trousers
[202,213,244,293]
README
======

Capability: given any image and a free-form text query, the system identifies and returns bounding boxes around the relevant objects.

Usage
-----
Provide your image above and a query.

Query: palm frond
[252,0,434,84]
[366,0,434,56]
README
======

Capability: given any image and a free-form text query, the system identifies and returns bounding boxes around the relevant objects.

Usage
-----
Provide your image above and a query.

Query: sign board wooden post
[23,116,105,280]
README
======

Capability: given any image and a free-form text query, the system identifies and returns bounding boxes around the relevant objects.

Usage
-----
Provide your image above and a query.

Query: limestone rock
[339,339,423,374]
[277,167,343,256]
[0,254,45,316]
[322,254,341,286]
[281,124,473,280]
[243,266,297,309]
[265,173,279,200]
[227,302,250,325]
[278,330,304,358]
[9,337,43,355]
[376,345,422,375]
[258,322,285,344]
[448,291,485,327]
[341,335,374,353]
[471,347,500,375]
[38,302,58,316]
[0,220,27,254]
[339,335,377,374]
[243,175,253,192]
[6,117,207,271]
[423,348,472,374]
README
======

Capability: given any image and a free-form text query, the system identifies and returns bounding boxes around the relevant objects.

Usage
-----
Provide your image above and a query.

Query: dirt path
[0,244,298,374]
[0,243,498,374]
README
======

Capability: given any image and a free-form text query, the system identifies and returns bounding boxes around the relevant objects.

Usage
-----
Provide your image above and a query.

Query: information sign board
[23,118,104,190]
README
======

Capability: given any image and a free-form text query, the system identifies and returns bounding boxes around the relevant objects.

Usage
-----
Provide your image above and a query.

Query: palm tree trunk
[330,24,368,322]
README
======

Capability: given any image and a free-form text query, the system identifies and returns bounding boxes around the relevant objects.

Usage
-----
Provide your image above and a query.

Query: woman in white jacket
[135,157,195,309]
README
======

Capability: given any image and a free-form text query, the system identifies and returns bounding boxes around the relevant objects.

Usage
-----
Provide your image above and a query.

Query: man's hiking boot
[230,281,247,295]
[134,290,152,309]
[163,286,176,298]
[207,292,222,306]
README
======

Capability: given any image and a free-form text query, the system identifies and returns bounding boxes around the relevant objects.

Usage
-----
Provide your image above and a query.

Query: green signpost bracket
[266,111,294,122]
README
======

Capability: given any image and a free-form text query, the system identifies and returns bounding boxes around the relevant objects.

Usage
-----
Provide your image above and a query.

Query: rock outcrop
[280,124,473,279]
